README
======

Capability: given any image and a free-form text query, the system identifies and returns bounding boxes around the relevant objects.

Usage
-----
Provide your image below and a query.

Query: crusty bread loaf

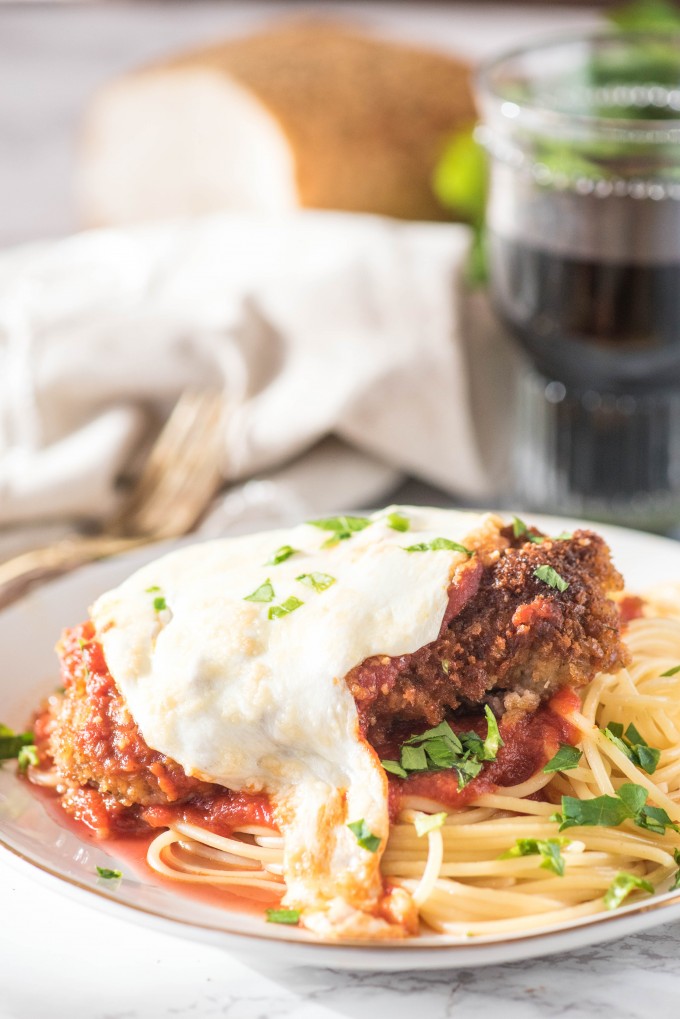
[78,22,475,227]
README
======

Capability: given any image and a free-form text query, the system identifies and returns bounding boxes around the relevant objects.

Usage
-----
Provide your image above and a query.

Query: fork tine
[120,392,226,538]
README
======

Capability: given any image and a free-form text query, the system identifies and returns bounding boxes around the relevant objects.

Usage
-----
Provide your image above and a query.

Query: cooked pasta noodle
[145,590,680,936]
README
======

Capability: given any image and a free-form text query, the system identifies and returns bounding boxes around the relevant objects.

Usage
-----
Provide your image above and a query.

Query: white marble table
[5,4,680,1017]
[5,859,680,1019]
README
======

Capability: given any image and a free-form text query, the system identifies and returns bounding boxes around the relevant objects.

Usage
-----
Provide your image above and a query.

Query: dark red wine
[489,233,680,390]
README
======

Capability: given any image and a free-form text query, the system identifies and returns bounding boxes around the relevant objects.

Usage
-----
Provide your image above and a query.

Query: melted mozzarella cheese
[92,505,503,937]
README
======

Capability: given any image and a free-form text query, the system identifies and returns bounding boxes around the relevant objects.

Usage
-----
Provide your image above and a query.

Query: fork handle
[0,535,147,611]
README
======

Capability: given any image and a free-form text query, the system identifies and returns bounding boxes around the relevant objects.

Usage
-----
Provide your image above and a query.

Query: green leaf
[533,564,569,592]
[266,545,299,566]
[661,665,680,677]
[296,572,336,593]
[308,516,372,546]
[403,538,472,556]
[386,512,410,533]
[268,596,304,621]
[145,585,161,593]
[512,516,527,538]
[401,745,429,772]
[413,812,447,837]
[382,759,408,779]
[244,579,275,604]
[265,908,301,925]
[347,819,381,853]
[604,872,654,910]
[0,727,35,762]
[96,866,122,881]
[501,837,570,877]
[153,595,167,613]
[558,792,635,831]
[603,724,661,776]
[637,804,680,835]
[543,744,583,774]
[671,849,680,891]
[17,745,38,773]
[480,704,503,761]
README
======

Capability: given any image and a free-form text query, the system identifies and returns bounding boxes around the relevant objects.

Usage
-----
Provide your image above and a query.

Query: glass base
[513,362,680,532]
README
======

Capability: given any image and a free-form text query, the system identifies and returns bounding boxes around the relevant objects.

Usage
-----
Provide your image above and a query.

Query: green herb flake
[96,866,122,881]
[386,711,502,790]
[403,538,473,557]
[244,579,275,604]
[602,723,661,776]
[308,515,372,547]
[382,759,408,779]
[414,812,448,837]
[296,572,336,593]
[501,837,570,877]
[533,564,569,592]
[0,726,35,762]
[145,585,161,593]
[386,511,410,533]
[265,907,301,925]
[661,665,680,677]
[17,745,39,773]
[528,534,546,544]
[604,872,654,910]
[558,782,679,836]
[512,516,527,538]
[347,819,381,853]
[543,744,583,774]
[153,595,167,613]
[266,545,299,566]
[555,531,574,541]
[268,596,304,621]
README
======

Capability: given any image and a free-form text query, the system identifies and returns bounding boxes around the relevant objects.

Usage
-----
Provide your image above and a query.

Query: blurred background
[3,0,680,602]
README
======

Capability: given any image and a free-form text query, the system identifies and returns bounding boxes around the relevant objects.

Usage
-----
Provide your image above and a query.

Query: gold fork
[0,390,226,609]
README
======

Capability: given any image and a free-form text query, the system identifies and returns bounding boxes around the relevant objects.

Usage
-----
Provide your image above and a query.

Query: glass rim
[475,29,680,139]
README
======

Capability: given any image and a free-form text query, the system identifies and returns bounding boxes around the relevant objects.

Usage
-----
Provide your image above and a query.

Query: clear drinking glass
[476,33,680,529]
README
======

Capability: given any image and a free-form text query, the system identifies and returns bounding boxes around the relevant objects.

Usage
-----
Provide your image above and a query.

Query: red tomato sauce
[387,686,580,815]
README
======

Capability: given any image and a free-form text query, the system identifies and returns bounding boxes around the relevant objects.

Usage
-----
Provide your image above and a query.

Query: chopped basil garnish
[347,819,381,853]
[556,783,679,835]
[386,511,410,533]
[403,538,473,557]
[661,664,680,677]
[528,534,546,544]
[604,872,654,910]
[543,744,583,774]
[96,866,122,880]
[603,722,661,775]
[381,706,503,790]
[308,515,372,547]
[244,579,275,603]
[512,516,527,538]
[533,564,569,592]
[17,745,39,773]
[0,725,35,762]
[555,531,573,541]
[268,596,304,620]
[413,812,447,837]
[296,572,335,593]
[265,907,301,925]
[501,837,570,877]
[266,545,299,566]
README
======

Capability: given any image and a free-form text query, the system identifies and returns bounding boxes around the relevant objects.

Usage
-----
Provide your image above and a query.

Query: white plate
[2,515,680,970]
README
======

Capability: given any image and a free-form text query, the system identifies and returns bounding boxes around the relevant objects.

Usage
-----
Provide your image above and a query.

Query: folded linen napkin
[0,211,516,554]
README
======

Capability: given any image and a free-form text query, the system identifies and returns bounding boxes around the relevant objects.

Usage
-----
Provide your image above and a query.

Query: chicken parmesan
[23,505,669,942]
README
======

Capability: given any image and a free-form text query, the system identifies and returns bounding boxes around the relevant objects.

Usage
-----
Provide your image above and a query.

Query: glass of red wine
[476,32,680,529]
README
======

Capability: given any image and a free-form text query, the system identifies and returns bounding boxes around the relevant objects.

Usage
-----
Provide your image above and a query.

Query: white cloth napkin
[0,211,516,553]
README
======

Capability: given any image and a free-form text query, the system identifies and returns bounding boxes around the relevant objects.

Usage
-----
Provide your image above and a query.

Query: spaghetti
[144,588,680,936]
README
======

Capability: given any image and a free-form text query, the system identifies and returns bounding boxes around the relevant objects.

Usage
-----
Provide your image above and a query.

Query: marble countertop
[3,4,678,1017]
[5,857,680,1019]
